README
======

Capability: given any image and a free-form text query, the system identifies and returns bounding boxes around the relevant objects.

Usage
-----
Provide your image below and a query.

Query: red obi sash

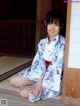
[45,60,52,70]
[45,60,63,76]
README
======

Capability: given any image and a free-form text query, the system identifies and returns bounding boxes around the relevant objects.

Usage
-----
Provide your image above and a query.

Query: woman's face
[47,22,60,40]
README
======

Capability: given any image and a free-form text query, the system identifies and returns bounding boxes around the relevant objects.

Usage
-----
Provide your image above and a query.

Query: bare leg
[9,73,34,87]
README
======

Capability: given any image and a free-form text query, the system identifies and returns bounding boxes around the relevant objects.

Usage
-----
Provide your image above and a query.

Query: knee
[19,89,28,98]
[9,77,18,87]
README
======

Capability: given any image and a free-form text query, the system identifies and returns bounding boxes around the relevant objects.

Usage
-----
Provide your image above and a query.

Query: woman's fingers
[19,84,42,98]
[32,87,41,98]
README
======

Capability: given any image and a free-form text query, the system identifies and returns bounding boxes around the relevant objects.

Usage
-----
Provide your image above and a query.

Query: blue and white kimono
[19,34,65,101]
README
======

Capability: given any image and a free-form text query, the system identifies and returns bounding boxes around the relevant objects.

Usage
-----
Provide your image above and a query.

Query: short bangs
[44,10,65,28]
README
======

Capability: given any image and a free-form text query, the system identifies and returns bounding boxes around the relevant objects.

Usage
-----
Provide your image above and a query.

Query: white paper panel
[68,56,80,69]
[72,3,80,16]
[68,3,80,69]
[69,43,80,55]
[70,17,80,29]
[70,30,80,42]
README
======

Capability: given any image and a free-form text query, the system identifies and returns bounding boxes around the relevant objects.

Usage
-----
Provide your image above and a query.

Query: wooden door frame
[61,2,80,106]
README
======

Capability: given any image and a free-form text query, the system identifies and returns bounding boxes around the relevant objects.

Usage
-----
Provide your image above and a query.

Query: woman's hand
[32,78,42,98]
[22,78,42,99]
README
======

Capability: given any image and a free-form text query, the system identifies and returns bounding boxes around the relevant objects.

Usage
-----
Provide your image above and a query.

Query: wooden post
[35,0,52,52]
[62,2,80,106]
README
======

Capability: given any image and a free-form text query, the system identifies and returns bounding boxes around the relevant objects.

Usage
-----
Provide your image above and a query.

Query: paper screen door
[61,2,80,106]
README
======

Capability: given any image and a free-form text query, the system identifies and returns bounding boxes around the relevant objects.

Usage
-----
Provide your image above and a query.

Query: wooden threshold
[0,56,32,81]
[0,79,71,106]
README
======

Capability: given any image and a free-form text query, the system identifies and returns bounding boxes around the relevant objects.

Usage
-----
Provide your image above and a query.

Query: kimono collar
[46,34,59,44]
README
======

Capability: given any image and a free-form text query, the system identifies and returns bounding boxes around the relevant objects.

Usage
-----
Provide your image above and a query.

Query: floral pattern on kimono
[19,34,65,100]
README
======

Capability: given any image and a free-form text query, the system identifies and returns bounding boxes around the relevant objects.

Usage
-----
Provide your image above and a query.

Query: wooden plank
[66,71,80,98]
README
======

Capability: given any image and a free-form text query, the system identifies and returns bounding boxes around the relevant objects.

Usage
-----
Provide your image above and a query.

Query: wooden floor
[0,79,72,106]
[0,93,70,106]
[0,55,72,106]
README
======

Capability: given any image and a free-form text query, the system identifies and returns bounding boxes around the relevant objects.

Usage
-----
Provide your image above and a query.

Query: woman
[9,9,66,102]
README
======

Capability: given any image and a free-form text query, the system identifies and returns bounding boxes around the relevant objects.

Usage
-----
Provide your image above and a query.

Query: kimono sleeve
[31,40,46,79]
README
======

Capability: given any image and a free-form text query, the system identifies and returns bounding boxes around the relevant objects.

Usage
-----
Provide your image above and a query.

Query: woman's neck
[48,35,55,43]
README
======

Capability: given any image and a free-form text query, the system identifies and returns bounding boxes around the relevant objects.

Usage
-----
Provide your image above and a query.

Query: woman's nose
[50,24,55,29]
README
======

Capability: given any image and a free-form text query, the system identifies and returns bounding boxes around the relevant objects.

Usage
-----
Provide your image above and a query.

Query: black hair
[44,9,66,37]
